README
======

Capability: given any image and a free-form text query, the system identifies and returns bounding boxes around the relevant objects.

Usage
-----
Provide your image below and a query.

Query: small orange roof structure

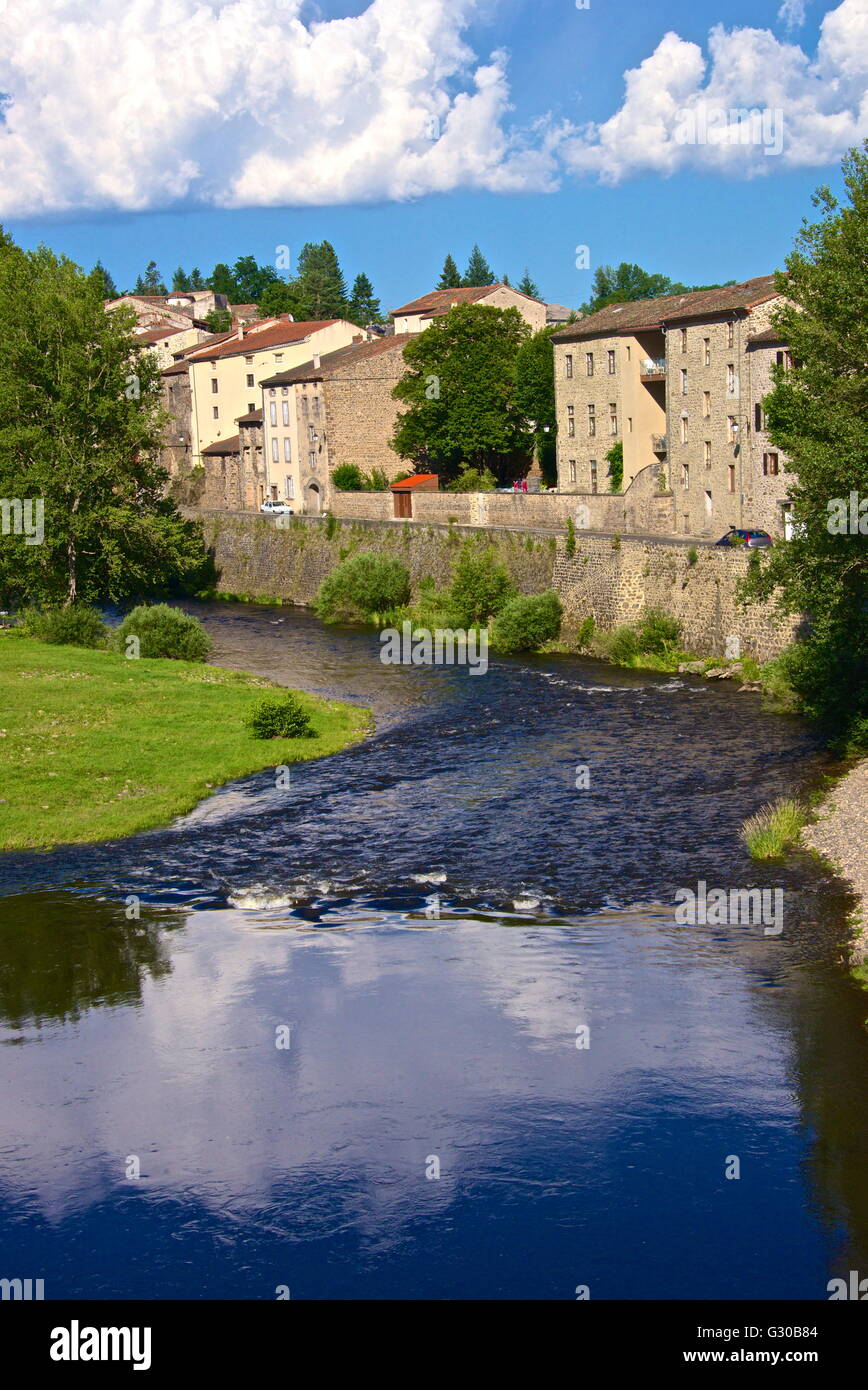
[390,473,439,491]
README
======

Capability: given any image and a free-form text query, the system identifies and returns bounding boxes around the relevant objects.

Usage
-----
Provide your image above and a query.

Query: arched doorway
[305,482,322,515]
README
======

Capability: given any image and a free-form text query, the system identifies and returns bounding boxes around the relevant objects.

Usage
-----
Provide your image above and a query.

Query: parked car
[260,499,294,516]
[715,527,773,548]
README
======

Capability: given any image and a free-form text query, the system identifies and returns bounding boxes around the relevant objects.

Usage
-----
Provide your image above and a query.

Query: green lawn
[0,633,372,850]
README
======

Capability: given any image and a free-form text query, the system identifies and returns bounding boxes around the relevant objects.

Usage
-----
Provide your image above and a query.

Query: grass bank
[0,633,371,850]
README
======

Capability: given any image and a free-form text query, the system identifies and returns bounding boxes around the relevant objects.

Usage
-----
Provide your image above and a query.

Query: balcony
[640,358,666,382]
[651,434,668,454]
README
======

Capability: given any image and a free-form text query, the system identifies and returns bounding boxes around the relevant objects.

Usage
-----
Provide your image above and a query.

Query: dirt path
[802,758,868,963]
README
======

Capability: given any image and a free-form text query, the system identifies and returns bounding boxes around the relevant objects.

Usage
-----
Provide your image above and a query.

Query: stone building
[391,284,547,334]
[552,275,793,537]
[259,335,412,514]
[195,411,266,511]
[744,328,795,538]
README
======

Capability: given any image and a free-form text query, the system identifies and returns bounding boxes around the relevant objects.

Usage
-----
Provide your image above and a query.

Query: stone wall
[197,512,796,661]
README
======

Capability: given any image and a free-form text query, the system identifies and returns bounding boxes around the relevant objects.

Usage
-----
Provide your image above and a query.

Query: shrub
[491,592,563,654]
[245,693,316,740]
[576,615,596,649]
[115,604,211,661]
[325,513,339,540]
[331,464,367,492]
[741,798,805,859]
[606,441,623,493]
[368,468,390,491]
[447,543,515,625]
[314,552,411,623]
[565,517,576,557]
[20,604,107,648]
[447,467,497,493]
[607,625,640,664]
[637,608,681,654]
[687,547,698,567]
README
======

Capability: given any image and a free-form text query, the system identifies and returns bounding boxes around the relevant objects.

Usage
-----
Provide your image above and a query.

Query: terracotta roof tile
[202,434,240,455]
[391,284,543,318]
[184,317,341,363]
[552,275,781,341]
[259,334,411,387]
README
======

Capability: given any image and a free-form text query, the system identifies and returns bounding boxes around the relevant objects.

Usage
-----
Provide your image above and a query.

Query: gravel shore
[802,758,868,963]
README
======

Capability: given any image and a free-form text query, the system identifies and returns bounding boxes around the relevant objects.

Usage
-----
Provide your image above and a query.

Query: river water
[0,601,865,1300]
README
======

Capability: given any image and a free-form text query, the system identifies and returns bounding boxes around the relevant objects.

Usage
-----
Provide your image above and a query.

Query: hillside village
[113,273,794,543]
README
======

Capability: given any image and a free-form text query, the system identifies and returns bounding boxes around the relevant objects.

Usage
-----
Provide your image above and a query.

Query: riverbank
[802,758,868,966]
[0,633,371,850]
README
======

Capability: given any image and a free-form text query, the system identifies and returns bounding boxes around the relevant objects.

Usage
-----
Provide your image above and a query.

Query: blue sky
[0,0,862,311]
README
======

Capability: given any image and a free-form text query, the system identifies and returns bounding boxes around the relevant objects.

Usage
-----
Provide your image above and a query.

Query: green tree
[462,244,495,287]
[91,260,118,299]
[606,440,624,492]
[204,308,233,333]
[292,241,348,319]
[437,254,461,289]
[741,143,868,746]
[517,269,539,297]
[258,281,299,318]
[515,326,559,484]
[171,266,192,291]
[189,267,206,290]
[134,260,167,295]
[0,235,207,607]
[232,255,280,303]
[208,262,238,299]
[347,272,381,325]
[392,303,531,481]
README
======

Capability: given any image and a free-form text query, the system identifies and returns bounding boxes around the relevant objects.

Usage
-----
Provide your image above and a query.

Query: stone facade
[392,284,547,335]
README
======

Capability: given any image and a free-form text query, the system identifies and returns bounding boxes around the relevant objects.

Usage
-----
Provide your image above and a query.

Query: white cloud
[0,0,865,216]
[559,0,868,183]
[778,0,808,28]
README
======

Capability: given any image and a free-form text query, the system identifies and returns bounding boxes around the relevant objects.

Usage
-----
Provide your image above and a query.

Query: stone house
[258,335,412,514]
[552,275,793,537]
[391,284,547,335]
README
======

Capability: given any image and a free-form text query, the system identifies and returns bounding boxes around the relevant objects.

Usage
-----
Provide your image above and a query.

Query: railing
[652,434,668,453]
[640,359,666,378]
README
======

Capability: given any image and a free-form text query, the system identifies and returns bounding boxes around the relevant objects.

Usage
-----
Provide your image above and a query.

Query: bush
[576,615,596,650]
[314,552,411,623]
[687,547,698,567]
[447,467,497,493]
[741,798,805,859]
[368,468,390,491]
[565,517,576,557]
[491,592,563,654]
[607,625,640,664]
[447,543,515,626]
[636,608,681,654]
[115,604,211,661]
[20,604,107,648]
[245,693,316,740]
[606,441,623,493]
[331,464,367,492]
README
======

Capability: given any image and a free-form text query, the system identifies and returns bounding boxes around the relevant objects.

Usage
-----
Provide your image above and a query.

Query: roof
[184,316,340,363]
[259,334,411,387]
[202,434,240,455]
[546,303,578,322]
[747,327,787,346]
[552,275,780,342]
[391,473,439,490]
[135,325,188,344]
[391,283,543,318]
[161,360,190,377]
[236,408,263,425]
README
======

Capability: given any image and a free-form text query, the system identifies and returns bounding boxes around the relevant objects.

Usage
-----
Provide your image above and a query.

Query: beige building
[183,316,369,466]
[553,275,792,537]
[258,336,411,514]
[391,284,547,335]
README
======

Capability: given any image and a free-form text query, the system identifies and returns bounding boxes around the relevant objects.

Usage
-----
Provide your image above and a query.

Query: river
[0,601,865,1300]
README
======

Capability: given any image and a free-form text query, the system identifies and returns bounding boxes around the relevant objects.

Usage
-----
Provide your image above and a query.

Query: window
[680,415,688,444]
[284,438,291,462]
[586,352,594,377]
[704,440,711,467]
[590,460,598,493]
[627,417,633,433]
[727,321,734,348]
[269,388,276,397]
[212,406,219,419]
[681,368,688,395]
[246,374,254,388]
[728,464,736,493]
[245,355,253,365]
[703,390,711,418]
[776,350,793,369]
[607,349,616,374]
[567,404,575,437]
[282,401,289,426]
[681,328,687,353]
[274,353,284,364]
[754,403,763,431]
[703,338,711,366]
[248,402,255,413]
[308,423,317,443]
[763,452,779,476]
[565,354,573,379]
[609,404,618,435]
[271,438,279,462]
[285,476,295,499]
[587,404,596,436]
[312,396,321,416]
[569,459,576,483]
[682,463,690,489]
[308,451,317,470]
[626,345,631,361]
[727,364,735,395]
[211,378,219,394]
[270,402,277,426]
[281,386,288,396]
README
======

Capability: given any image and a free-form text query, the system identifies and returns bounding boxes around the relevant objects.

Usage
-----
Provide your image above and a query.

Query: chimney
[236,323,244,340]
[313,352,320,369]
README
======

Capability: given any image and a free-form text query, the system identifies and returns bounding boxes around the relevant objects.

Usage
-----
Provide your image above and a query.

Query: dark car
[715,527,773,548]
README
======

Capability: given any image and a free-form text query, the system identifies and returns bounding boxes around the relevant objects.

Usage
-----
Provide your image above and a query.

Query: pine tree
[517,269,540,297]
[172,267,192,292]
[462,244,495,288]
[347,272,381,325]
[189,267,206,290]
[208,263,238,300]
[293,241,348,319]
[91,260,118,299]
[134,261,167,295]
[437,254,461,289]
